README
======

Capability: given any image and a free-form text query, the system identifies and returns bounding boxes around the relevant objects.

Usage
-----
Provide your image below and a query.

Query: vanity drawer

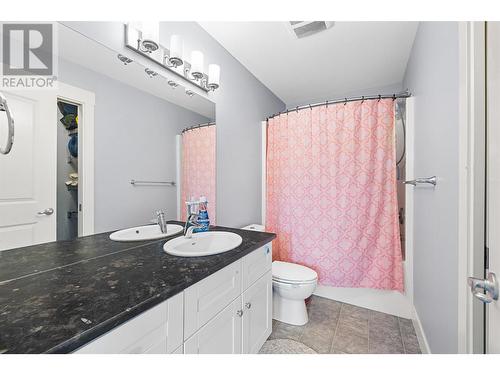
[242,243,272,291]
[184,260,242,340]
[75,292,183,354]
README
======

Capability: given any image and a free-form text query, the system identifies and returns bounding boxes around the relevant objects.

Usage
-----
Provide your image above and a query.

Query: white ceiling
[199,22,418,107]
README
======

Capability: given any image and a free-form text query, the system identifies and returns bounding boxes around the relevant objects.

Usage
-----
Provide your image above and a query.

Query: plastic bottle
[195,196,210,232]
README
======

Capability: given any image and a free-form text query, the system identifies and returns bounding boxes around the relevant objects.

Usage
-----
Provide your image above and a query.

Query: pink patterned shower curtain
[266,99,403,291]
[181,125,216,224]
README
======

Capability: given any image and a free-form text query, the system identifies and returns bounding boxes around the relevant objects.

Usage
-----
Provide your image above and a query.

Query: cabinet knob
[266,247,270,254]
[245,302,251,309]
[236,309,244,317]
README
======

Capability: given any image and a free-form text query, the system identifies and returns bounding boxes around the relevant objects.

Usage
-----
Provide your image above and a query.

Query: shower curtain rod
[181,121,215,134]
[266,90,411,121]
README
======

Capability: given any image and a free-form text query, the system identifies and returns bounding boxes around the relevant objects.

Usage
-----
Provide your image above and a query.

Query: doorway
[0,83,95,251]
[56,100,79,241]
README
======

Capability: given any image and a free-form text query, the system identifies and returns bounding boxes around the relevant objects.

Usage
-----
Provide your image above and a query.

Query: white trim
[313,285,414,319]
[405,97,415,307]
[457,21,486,354]
[412,307,432,354]
[57,82,95,237]
[176,134,182,221]
[261,121,267,225]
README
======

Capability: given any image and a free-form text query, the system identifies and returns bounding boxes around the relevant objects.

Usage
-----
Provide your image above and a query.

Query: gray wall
[157,23,285,227]
[403,22,460,353]
[58,59,209,233]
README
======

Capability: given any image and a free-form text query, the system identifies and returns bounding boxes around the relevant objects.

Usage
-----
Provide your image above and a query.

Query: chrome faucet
[156,210,167,233]
[184,213,203,238]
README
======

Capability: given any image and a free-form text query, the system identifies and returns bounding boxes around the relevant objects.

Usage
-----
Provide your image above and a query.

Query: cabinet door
[242,271,272,354]
[184,296,242,354]
[242,244,272,291]
[184,260,242,339]
[74,292,183,354]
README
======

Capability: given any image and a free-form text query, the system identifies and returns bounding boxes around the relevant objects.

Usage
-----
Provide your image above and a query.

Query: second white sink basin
[163,231,243,257]
[110,224,183,242]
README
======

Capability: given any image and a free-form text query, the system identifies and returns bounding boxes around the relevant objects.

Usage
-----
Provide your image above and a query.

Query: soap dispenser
[196,196,210,232]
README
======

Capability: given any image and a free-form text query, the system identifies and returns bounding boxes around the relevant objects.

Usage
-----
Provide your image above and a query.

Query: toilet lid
[272,261,318,283]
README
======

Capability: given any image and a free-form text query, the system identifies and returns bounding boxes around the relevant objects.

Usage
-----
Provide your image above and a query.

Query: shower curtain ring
[392,94,396,101]
[296,106,299,113]
[378,94,381,102]
[361,96,365,104]
[309,104,312,110]
[344,98,347,106]
[325,100,328,108]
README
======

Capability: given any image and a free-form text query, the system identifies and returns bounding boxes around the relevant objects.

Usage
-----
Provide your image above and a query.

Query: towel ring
[0,93,14,155]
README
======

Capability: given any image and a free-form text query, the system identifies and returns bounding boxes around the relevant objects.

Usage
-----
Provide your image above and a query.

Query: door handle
[37,208,54,216]
[0,92,14,155]
[404,176,437,186]
[468,272,499,303]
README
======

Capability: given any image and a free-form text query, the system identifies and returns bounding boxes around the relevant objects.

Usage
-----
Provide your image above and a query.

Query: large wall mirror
[0,22,216,250]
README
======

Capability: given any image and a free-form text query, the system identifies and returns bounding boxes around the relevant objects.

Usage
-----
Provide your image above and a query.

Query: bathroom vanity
[0,223,275,354]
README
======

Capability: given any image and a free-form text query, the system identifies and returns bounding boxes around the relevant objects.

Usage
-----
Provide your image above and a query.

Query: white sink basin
[163,231,243,257]
[110,224,183,242]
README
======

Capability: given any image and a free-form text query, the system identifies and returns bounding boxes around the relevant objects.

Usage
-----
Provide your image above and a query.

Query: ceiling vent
[288,21,335,39]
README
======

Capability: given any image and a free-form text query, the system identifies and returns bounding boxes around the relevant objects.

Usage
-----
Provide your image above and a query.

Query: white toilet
[272,261,318,326]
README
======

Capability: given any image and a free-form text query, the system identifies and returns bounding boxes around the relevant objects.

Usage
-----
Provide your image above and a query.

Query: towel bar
[130,179,176,186]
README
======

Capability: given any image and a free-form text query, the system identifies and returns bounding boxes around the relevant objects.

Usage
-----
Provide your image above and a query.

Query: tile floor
[260,295,422,354]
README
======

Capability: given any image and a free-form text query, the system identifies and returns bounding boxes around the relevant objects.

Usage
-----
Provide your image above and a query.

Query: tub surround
[0,222,276,353]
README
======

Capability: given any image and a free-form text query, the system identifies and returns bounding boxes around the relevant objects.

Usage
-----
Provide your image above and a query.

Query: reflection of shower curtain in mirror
[181,125,216,224]
[266,99,403,291]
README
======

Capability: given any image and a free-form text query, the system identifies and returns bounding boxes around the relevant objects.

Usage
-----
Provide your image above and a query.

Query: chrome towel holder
[130,179,176,187]
[0,92,14,155]
[404,176,437,186]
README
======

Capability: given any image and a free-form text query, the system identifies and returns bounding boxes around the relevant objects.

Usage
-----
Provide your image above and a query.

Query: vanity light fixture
[136,21,160,53]
[207,64,220,91]
[165,35,183,68]
[117,54,133,65]
[168,80,179,88]
[145,68,158,78]
[190,50,204,80]
[125,23,221,92]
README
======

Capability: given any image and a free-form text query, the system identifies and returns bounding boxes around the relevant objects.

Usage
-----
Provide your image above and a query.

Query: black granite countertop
[0,222,275,354]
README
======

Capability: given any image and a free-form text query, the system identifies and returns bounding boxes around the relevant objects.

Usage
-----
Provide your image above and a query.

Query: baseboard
[412,307,431,354]
[313,285,414,319]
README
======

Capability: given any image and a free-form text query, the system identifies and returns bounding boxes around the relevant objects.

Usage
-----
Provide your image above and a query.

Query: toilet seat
[272,261,318,284]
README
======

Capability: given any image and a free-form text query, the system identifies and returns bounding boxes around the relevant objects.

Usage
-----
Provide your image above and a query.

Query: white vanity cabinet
[74,292,183,354]
[184,243,272,354]
[242,270,272,354]
[184,296,243,354]
[73,243,272,354]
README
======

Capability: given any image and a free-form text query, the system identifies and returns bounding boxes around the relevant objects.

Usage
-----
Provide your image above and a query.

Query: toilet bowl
[272,261,318,326]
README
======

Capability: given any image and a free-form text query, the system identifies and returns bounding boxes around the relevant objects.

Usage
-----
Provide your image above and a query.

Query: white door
[242,271,272,354]
[0,90,56,251]
[485,21,500,354]
[184,296,243,354]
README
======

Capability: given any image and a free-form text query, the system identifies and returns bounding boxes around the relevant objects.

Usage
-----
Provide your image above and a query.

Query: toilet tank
[241,224,265,232]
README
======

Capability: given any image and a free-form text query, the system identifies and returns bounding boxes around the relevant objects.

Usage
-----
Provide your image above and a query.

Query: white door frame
[57,82,95,236]
[457,21,487,354]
